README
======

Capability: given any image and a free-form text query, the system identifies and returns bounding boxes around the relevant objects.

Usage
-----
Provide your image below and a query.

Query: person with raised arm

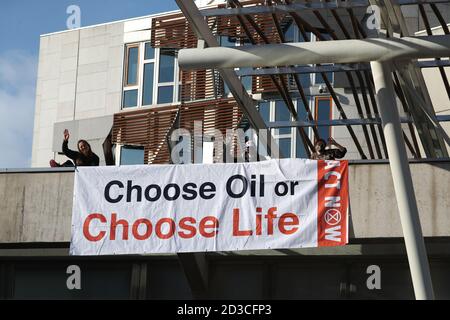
[50,129,100,167]
[311,137,347,160]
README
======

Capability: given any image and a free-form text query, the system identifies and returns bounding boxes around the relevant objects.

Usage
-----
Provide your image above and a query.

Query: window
[144,43,155,60]
[125,45,139,86]
[283,21,296,43]
[159,49,176,83]
[258,101,270,123]
[120,146,145,165]
[158,86,174,104]
[296,99,308,159]
[122,43,178,109]
[259,99,306,159]
[123,44,140,109]
[12,262,132,300]
[219,35,237,48]
[157,49,177,104]
[142,42,156,107]
[315,69,334,85]
[278,138,292,159]
[240,67,253,92]
[123,90,138,108]
[315,97,332,141]
[142,63,155,106]
[275,100,292,135]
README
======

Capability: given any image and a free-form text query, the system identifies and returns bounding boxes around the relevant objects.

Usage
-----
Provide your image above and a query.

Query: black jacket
[62,140,100,166]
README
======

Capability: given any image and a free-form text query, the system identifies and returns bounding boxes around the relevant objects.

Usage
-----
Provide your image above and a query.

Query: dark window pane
[142,63,154,105]
[158,86,174,104]
[296,98,308,121]
[278,138,291,158]
[220,36,236,47]
[320,33,333,41]
[284,22,296,42]
[159,49,176,83]
[121,146,145,165]
[147,263,193,299]
[296,131,307,159]
[145,43,155,60]
[123,90,138,108]
[275,100,292,135]
[13,263,131,300]
[240,67,252,92]
[258,101,270,123]
[315,71,334,84]
[300,73,311,87]
[223,79,231,96]
[316,98,332,141]
[126,47,138,85]
[299,31,311,42]
[242,77,252,91]
[296,99,309,159]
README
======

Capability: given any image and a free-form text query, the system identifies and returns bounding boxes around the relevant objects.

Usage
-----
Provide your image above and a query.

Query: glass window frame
[124,44,140,87]
[156,48,179,106]
[123,44,140,109]
[119,145,146,166]
[122,42,179,110]
[142,42,157,107]
[260,99,310,159]
[314,96,333,142]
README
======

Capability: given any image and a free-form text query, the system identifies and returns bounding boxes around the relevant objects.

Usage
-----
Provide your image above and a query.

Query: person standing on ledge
[50,129,100,167]
[311,137,347,160]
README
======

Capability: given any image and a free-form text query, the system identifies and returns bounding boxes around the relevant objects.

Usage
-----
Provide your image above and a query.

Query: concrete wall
[416,25,450,156]
[1,162,450,244]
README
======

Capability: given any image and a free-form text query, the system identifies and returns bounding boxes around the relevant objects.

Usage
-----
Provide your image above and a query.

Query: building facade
[4,0,448,300]
[31,1,450,168]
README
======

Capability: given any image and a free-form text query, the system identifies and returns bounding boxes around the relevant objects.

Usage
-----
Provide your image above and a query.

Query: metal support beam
[175,0,264,131]
[418,60,450,68]
[267,115,450,129]
[268,115,450,128]
[235,64,370,76]
[371,61,434,300]
[175,0,279,158]
[179,35,450,69]
[200,0,450,17]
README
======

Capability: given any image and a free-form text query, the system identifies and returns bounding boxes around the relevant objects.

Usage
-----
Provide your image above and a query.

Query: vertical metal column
[370,61,434,300]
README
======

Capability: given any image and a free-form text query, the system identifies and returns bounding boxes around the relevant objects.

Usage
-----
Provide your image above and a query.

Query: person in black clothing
[311,137,347,160]
[50,129,100,167]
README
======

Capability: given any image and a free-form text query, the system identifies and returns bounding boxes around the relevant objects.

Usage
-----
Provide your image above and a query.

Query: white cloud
[0,51,37,169]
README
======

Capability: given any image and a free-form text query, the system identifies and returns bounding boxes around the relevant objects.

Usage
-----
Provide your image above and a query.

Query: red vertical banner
[317,160,349,247]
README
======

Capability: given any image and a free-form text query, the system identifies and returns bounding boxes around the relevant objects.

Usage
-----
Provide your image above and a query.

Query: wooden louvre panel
[180,69,224,102]
[215,0,284,44]
[252,74,278,94]
[112,98,243,165]
[112,106,179,164]
[151,13,198,49]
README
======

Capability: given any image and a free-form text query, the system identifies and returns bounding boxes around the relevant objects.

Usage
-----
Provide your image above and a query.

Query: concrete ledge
[1,161,449,243]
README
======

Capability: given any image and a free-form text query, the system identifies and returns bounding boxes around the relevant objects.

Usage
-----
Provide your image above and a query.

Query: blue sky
[0,0,179,168]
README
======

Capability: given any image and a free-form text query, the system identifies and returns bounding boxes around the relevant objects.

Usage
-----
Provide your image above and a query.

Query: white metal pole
[371,61,435,300]
[179,35,450,69]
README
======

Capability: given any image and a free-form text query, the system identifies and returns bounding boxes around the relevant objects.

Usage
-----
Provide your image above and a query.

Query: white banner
[70,159,349,256]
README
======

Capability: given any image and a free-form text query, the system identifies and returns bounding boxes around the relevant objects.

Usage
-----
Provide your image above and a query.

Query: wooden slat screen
[112,98,243,164]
